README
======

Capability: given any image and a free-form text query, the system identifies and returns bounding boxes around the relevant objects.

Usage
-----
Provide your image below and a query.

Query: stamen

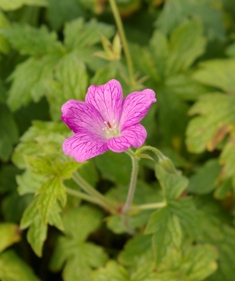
[103,120,120,138]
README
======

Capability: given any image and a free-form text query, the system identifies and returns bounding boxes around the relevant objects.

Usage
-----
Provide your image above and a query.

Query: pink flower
[61,79,156,162]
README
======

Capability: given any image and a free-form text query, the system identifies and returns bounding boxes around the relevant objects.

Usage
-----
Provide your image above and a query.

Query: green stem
[66,187,105,206]
[109,0,135,89]
[135,145,165,161]
[130,201,166,211]
[122,153,139,214]
[72,172,116,214]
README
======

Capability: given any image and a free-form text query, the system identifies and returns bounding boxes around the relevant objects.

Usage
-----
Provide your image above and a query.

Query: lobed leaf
[64,18,114,51]
[91,261,129,281]
[156,0,225,40]
[7,56,59,111]
[0,223,21,253]
[188,159,221,194]
[193,59,235,95]
[1,24,63,56]
[0,0,47,11]
[186,93,235,153]
[0,250,39,281]
[155,164,188,200]
[50,206,107,281]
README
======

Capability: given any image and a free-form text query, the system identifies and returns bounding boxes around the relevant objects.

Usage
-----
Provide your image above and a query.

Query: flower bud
[159,156,178,174]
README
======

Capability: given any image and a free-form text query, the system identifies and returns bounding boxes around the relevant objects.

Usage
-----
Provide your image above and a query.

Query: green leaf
[20,199,48,256]
[12,121,68,169]
[186,93,235,153]
[182,244,218,281]
[50,206,108,281]
[91,261,129,281]
[0,11,9,54]
[169,198,199,238]
[155,164,188,200]
[0,165,19,194]
[0,250,39,281]
[220,137,235,188]
[165,19,206,75]
[46,0,85,31]
[0,223,21,253]
[64,18,114,51]
[197,198,235,281]
[1,24,64,56]
[94,151,131,186]
[188,159,221,194]
[133,19,206,81]
[36,177,66,224]
[119,234,153,267]
[0,0,47,11]
[7,56,59,111]
[156,0,225,40]
[0,103,19,161]
[46,52,88,120]
[145,207,182,264]
[193,59,235,94]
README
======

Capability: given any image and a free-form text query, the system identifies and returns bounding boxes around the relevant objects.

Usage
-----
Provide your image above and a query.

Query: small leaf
[0,223,21,253]
[64,18,114,50]
[155,164,188,200]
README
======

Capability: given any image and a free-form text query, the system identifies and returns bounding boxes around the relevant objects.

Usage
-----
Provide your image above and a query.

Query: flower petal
[107,124,147,152]
[85,79,123,124]
[63,131,108,162]
[120,89,156,130]
[61,100,104,134]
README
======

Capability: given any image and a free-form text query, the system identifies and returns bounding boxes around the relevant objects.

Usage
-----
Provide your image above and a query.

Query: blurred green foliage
[1,0,235,280]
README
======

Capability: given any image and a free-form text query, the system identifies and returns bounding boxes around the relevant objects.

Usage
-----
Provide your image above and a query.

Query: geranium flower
[61,79,156,162]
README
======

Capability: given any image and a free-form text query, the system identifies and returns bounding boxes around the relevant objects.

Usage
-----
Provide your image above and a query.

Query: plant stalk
[72,172,116,214]
[109,0,135,89]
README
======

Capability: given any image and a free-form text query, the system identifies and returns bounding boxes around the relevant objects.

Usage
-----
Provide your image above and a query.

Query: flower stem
[109,0,135,89]
[130,201,166,211]
[123,152,139,214]
[72,172,116,214]
[66,187,106,205]
[135,145,165,160]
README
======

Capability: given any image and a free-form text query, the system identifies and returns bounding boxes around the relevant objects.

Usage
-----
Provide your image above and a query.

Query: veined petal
[107,124,147,152]
[61,100,104,134]
[63,131,108,162]
[120,89,156,130]
[85,79,123,124]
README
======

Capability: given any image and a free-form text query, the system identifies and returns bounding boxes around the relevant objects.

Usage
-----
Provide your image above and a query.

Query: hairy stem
[123,155,139,213]
[66,187,105,206]
[130,201,166,211]
[72,172,116,214]
[109,0,135,89]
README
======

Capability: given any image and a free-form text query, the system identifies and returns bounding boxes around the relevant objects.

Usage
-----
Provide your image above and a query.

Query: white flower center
[102,120,120,138]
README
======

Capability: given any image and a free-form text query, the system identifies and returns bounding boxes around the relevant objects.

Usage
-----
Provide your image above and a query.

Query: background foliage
[1,0,235,280]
